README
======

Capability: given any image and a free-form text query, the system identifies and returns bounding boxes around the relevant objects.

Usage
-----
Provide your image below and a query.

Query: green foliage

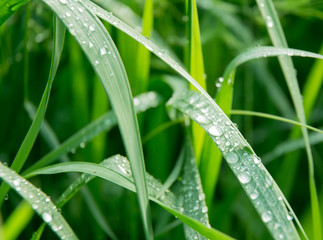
[1,0,323,239]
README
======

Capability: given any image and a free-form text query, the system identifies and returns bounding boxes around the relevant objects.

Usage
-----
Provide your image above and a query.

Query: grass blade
[23,92,160,175]
[27,156,233,240]
[37,2,154,237]
[186,0,206,164]
[0,16,65,206]
[0,162,77,239]
[256,1,322,239]
[168,89,301,240]
[0,0,28,26]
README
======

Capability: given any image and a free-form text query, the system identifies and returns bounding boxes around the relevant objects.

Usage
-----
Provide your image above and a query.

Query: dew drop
[226,152,238,164]
[201,206,208,213]
[89,25,95,32]
[13,179,20,186]
[208,125,223,136]
[66,12,71,17]
[253,156,261,164]
[266,16,274,28]
[80,142,86,148]
[237,172,251,184]
[250,190,259,200]
[261,210,273,223]
[286,212,293,221]
[196,115,211,124]
[59,0,67,4]
[42,212,52,223]
[78,7,84,13]
[100,47,107,55]
[279,233,284,239]
[89,42,93,48]
[287,50,294,56]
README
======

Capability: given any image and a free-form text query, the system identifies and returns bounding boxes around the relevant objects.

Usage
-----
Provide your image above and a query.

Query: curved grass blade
[41,2,154,238]
[230,110,323,135]
[181,138,210,240]
[0,0,28,26]
[3,200,33,240]
[256,1,322,239]
[27,156,233,240]
[167,89,301,240]
[223,46,323,81]
[0,162,77,239]
[23,92,161,175]
[0,16,66,206]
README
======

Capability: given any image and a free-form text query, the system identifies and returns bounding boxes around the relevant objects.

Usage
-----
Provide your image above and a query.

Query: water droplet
[13,179,20,186]
[89,42,93,48]
[95,60,100,65]
[266,16,274,28]
[261,210,273,223]
[196,115,211,124]
[218,77,224,83]
[287,50,294,56]
[198,193,205,201]
[32,204,38,209]
[80,142,86,148]
[78,7,84,13]
[70,148,76,154]
[89,25,95,32]
[208,125,223,136]
[60,0,67,4]
[66,11,71,17]
[301,52,306,57]
[250,190,259,200]
[100,47,107,55]
[253,156,261,164]
[42,212,52,223]
[238,172,251,184]
[279,233,284,239]
[202,206,208,213]
[286,212,293,221]
[226,152,238,164]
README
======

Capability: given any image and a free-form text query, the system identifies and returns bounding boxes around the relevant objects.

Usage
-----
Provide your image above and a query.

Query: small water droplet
[286,212,293,221]
[226,152,238,164]
[32,204,38,209]
[208,125,223,136]
[42,212,52,223]
[66,12,71,17]
[202,206,208,213]
[237,172,251,184]
[78,7,84,13]
[13,179,20,186]
[80,142,86,148]
[89,42,93,48]
[261,210,273,223]
[196,115,211,124]
[60,0,67,4]
[287,50,294,56]
[279,233,284,239]
[45,197,50,202]
[253,156,261,164]
[198,193,205,201]
[89,25,95,32]
[250,190,259,200]
[100,47,107,55]
[266,16,274,28]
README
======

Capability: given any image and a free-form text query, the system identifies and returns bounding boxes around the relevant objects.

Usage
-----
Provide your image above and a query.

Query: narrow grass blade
[0,162,77,239]
[256,1,322,239]
[186,0,206,164]
[168,89,301,240]
[181,138,210,240]
[223,46,323,81]
[42,2,154,238]
[0,16,66,206]
[23,92,160,175]
[28,156,233,240]
[0,0,28,26]
[134,0,153,94]
[3,200,33,240]
[230,110,323,134]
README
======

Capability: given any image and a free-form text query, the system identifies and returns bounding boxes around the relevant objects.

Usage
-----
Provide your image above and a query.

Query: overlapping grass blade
[0,16,65,206]
[2,200,33,240]
[38,2,154,238]
[0,162,77,239]
[256,1,322,239]
[27,155,233,240]
[167,89,301,240]
[0,0,28,25]
[23,92,160,175]
[181,138,210,240]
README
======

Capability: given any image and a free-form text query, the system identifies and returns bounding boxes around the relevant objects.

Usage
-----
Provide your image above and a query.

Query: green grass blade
[134,0,153,94]
[0,162,77,239]
[223,46,323,81]
[34,2,154,237]
[186,0,206,164]
[27,156,233,240]
[3,200,33,240]
[256,1,322,239]
[181,138,210,240]
[0,16,66,206]
[23,92,160,175]
[168,89,301,240]
[230,110,323,134]
[0,0,28,26]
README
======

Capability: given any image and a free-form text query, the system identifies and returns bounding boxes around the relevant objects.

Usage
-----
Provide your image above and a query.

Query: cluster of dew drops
[171,90,297,239]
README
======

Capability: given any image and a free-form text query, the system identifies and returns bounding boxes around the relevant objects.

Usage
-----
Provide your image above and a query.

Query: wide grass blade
[0,16,65,206]
[168,89,301,240]
[0,162,77,239]
[0,0,28,25]
[27,155,233,240]
[38,2,154,238]
[256,1,322,239]
[23,92,160,175]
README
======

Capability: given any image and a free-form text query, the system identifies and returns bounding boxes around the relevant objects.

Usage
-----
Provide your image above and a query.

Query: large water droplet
[226,152,238,164]
[250,189,259,200]
[237,172,251,184]
[42,212,52,223]
[196,115,211,124]
[208,125,223,136]
[261,210,273,223]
